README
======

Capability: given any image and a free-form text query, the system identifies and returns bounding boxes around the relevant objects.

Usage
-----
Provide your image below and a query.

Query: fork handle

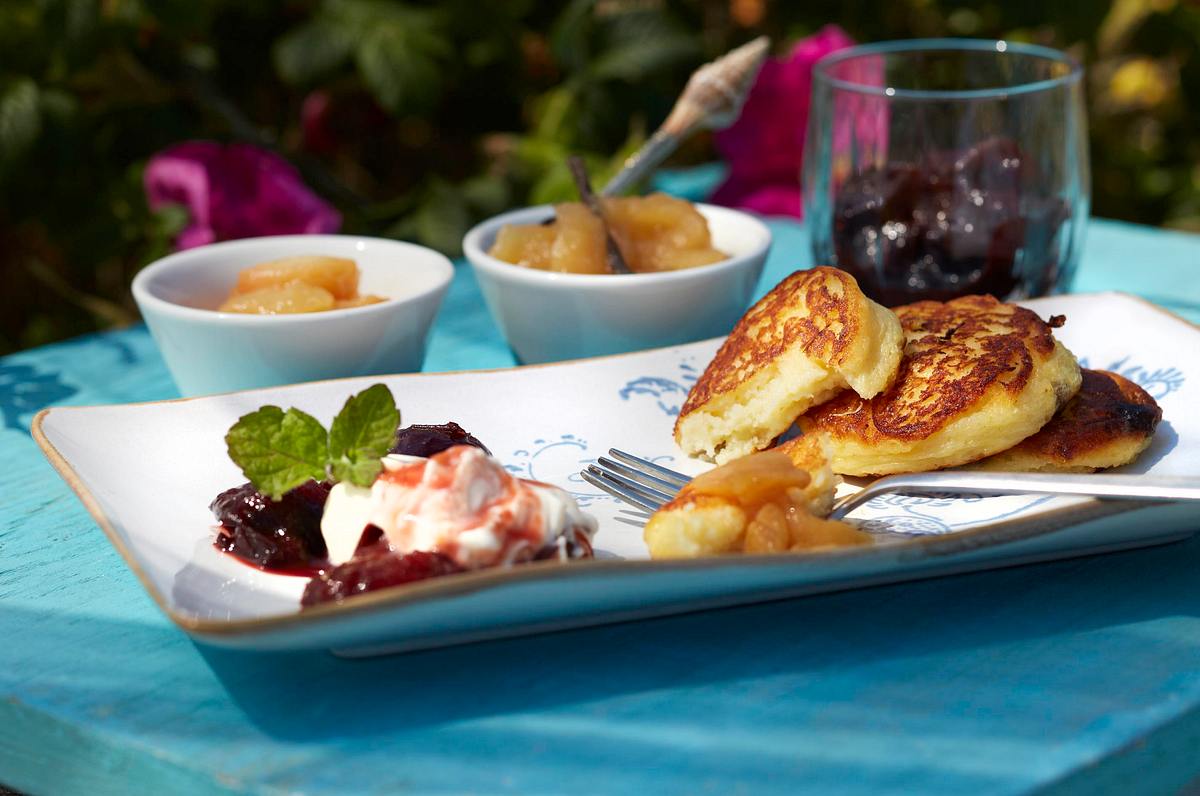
[829,472,1200,520]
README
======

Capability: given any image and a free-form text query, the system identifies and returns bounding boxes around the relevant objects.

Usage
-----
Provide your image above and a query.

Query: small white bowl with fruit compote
[463,195,772,364]
[132,235,453,396]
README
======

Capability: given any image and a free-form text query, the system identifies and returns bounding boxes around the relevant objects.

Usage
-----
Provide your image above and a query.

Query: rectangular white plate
[34,293,1200,654]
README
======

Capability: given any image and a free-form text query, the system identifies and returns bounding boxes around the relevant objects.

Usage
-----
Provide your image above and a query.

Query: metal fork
[581,449,1200,519]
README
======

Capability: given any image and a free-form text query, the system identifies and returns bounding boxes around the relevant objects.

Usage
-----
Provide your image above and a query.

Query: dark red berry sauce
[210,480,330,573]
[831,138,1069,306]
[301,546,465,607]
[390,421,490,457]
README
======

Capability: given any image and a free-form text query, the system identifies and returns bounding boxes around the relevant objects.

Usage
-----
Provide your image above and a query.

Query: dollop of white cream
[320,482,375,565]
[319,448,596,568]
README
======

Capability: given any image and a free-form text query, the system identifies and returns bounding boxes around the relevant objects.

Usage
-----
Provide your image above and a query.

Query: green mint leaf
[328,384,400,488]
[225,406,329,500]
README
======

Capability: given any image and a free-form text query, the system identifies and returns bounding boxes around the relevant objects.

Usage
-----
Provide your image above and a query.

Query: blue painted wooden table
[3,218,1199,795]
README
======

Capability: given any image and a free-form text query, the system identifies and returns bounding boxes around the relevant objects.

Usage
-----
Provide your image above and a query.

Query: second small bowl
[463,204,772,364]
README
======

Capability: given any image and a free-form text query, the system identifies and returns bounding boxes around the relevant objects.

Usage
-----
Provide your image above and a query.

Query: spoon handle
[601,130,679,198]
[829,471,1200,520]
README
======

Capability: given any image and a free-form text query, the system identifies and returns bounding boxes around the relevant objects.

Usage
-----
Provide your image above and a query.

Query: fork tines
[607,449,690,488]
[582,449,690,514]
[581,468,661,513]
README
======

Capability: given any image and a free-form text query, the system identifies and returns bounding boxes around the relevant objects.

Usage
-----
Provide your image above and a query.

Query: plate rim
[30,291,1197,638]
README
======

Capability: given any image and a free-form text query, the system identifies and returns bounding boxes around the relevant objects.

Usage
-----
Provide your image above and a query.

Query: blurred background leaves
[0,0,1197,354]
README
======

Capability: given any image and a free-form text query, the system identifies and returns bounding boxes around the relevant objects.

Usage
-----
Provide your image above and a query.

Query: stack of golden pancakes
[647,267,1163,559]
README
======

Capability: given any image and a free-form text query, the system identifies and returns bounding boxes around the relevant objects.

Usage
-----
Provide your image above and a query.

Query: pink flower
[144,141,341,250]
[710,25,855,218]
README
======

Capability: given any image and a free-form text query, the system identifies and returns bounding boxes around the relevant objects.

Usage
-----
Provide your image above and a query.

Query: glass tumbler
[803,39,1089,305]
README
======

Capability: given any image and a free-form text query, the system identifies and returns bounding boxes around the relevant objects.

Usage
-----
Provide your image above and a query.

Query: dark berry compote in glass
[832,138,1069,306]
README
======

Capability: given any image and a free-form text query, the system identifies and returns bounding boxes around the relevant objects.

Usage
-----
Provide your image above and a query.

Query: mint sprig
[225,384,400,500]
[329,383,401,487]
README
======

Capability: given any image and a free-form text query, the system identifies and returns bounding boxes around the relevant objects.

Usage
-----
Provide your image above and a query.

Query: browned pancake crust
[1000,369,1161,462]
[805,295,1062,443]
[675,267,860,430]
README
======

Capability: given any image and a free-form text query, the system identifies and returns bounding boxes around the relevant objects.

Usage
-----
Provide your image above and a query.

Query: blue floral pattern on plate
[618,359,699,418]
[1076,355,1185,400]
[507,434,681,508]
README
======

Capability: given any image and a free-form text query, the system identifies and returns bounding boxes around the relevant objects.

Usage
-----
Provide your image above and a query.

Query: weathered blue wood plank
[2,218,1199,796]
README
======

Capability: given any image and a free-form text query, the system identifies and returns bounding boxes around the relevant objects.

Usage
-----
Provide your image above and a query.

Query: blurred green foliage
[1,0,1197,353]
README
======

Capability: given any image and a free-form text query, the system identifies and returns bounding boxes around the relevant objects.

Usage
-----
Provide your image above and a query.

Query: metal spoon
[601,36,770,197]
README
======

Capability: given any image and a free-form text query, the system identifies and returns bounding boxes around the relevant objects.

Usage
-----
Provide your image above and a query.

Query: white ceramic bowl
[132,235,454,396]
[463,204,772,363]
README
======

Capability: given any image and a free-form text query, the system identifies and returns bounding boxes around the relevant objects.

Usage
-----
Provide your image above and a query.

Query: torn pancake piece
[675,267,904,464]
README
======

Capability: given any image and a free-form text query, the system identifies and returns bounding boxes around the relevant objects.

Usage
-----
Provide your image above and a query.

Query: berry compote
[300,533,593,607]
[831,138,1069,306]
[212,421,494,595]
[390,421,490,457]
[211,480,330,573]
[301,545,464,606]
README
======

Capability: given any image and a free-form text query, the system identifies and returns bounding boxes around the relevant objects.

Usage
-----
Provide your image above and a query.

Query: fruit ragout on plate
[210,385,595,607]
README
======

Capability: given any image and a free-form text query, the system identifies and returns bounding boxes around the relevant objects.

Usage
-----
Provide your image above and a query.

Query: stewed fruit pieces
[217,255,385,314]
